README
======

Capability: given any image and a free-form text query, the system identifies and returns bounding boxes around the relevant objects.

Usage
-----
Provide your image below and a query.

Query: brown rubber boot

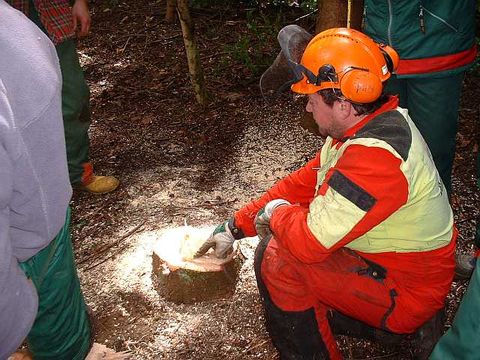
[78,175,120,194]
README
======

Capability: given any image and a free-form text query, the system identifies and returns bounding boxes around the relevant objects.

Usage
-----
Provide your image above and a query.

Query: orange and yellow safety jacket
[234,96,455,331]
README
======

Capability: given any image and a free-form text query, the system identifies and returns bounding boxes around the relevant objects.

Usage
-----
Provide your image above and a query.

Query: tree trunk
[176,0,208,105]
[315,0,348,33]
[315,0,364,33]
[165,0,177,23]
[348,0,364,30]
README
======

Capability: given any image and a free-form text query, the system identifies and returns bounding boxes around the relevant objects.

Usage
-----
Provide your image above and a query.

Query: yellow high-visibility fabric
[307,108,453,253]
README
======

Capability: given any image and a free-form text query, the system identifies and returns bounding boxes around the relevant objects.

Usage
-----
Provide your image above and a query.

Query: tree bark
[165,0,177,23]
[349,0,364,30]
[315,0,364,33]
[152,247,245,304]
[315,0,348,33]
[176,0,209,105]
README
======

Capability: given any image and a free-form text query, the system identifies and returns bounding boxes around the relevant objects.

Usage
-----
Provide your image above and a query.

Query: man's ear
[336,99,352,116]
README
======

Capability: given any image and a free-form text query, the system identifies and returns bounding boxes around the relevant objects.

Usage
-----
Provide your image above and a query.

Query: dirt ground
[71,1,479,359]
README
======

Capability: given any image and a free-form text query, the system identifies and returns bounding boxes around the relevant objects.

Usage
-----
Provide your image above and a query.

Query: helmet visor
[259,25,312,97]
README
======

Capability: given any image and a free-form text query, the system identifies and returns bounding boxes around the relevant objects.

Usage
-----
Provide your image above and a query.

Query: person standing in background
[363,1,478,280]
[363,1,477,197]
[6,0,120,194]
[0,2,91,357]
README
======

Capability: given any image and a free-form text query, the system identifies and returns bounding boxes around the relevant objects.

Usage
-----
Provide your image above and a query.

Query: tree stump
[152,226,245,304]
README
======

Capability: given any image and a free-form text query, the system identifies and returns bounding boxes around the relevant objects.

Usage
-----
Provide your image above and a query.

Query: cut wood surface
[152,226,245,303]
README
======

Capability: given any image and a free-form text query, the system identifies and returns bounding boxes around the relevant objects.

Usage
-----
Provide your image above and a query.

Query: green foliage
[219,8,286,78]
[225,36,258,74]
[195,0,315,80]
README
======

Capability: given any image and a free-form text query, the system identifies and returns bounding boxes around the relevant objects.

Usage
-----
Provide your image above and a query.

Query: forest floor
[72,1,479,359]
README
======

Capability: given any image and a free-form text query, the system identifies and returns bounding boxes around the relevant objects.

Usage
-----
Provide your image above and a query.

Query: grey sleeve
[0,96,38,359]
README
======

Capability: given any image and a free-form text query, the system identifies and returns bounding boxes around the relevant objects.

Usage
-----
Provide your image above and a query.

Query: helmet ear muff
[340,69,382,103]
[382,50,394,73]
[379,45,399,74]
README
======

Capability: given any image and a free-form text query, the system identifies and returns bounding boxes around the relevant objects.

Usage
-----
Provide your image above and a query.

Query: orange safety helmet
[290,28,399,103]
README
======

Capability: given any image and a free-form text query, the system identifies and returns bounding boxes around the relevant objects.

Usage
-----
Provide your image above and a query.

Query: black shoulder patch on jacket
[351,110,412,161]
[328,170,376,212]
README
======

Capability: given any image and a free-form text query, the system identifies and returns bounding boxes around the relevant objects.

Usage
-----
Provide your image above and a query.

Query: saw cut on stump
[152,226,245,304]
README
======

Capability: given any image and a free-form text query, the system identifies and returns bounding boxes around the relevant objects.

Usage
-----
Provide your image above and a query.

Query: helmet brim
[290,75,339,95]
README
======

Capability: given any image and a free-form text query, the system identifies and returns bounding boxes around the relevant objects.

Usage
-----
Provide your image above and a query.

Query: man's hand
[72,0,91,37]
[255,199,290,240]
[195,219,244,258]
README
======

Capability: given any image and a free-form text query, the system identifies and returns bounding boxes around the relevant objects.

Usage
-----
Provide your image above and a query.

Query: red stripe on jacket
[396,45,477,75]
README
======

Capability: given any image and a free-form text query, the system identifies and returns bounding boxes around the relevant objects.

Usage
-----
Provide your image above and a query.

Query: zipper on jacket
[419,4,459,33]
[362,5,367,30]
[418,4,425,33]
[387,0,393,46]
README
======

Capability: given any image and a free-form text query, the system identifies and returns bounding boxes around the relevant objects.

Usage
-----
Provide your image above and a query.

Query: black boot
[454,253,476,280]
[410,308,446,360]
[328,311,405,346]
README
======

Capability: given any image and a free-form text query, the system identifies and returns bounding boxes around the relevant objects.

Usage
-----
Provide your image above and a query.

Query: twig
[168,199,237,212]
[78,221,146,266]
[120,36,131,53]
[242,339,269,354]
[203,199,238,207]
[200,50,232,61]
[150,33,182,45]
[83,243,130,271]
[350,353,399,360]
[294,8,318,22]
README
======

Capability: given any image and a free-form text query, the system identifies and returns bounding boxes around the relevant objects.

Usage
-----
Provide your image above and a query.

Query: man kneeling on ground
[196,27,456,360]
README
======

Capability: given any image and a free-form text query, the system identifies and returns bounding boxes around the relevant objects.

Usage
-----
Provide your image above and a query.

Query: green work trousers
[384,74,465,196]
[431,151,480,359]
[29,1,91,184]
[430,262,480,359]
[57,40,91,184]
[19,208,91,360]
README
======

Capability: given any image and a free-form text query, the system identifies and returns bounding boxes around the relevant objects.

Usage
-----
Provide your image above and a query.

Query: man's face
[306,92,340,138]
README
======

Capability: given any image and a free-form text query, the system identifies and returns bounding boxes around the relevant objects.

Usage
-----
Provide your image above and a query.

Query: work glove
[255,199,290,240]
[195,218,245,258]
